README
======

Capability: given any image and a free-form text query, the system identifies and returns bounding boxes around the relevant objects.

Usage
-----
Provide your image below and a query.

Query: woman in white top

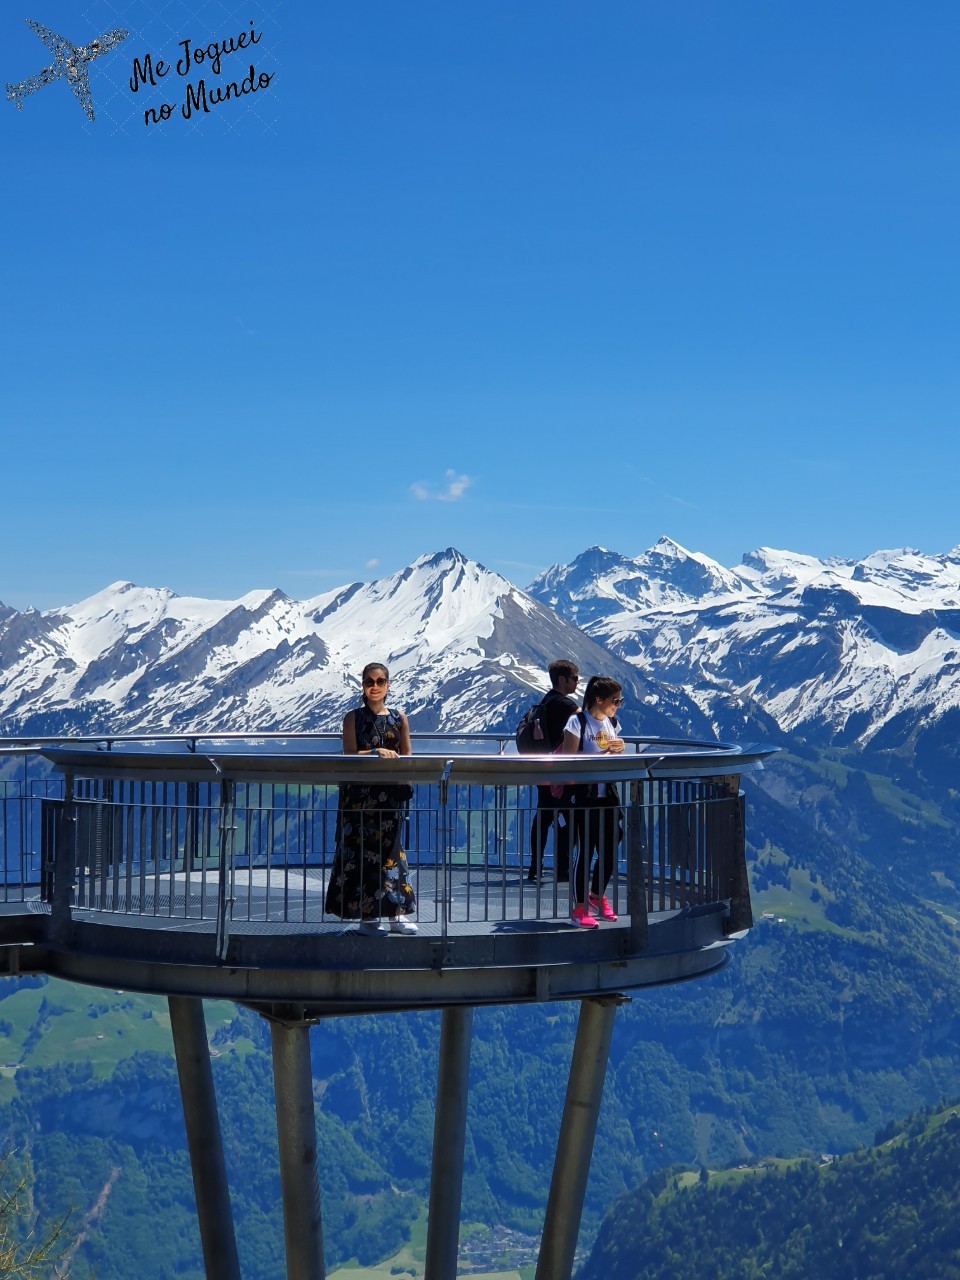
[561,676,625,929]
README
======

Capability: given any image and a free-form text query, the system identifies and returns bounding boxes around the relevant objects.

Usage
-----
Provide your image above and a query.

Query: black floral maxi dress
[324,705,417,921]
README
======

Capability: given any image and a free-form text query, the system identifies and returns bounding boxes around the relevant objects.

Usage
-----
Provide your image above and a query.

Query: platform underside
[0,863,734,1014]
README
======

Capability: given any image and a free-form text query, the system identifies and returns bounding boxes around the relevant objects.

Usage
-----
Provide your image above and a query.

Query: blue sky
[3,1,959,609]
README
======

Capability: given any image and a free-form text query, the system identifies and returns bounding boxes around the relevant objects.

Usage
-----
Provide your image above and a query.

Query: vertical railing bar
[701,785,709,903]
[433,785,442,924]
[108,793,122,916]
[279,791,289,925]
[290,787,300,925]
[200,801,211,919]
[461,785,471,924]
[672,781,682,909]
[657,781,666,912]
[242,797,253,924]
[262,785,272,922]
[512,788,521,922]
[476,783,488,926]
[479,783,488,924]
[1,785,8,899]
[158,785,167,917]
[97,787,109,911]
[495,787,505,922]
[670,780,677,910]
[675,782,684,909]
[22,754,30,898]
[438,763,453,941]
[165,783,175,916]
[0,787,7,900]
[692,781,700,905]
[111,783,124,912]
[299,788,309,921]
[496,781,507,918]
[151,784,162,918]
[265,804,275,923]
[183,781,195,919]
[166,785,176,918]
[216,777,235,961]
[471,786,480,923]
[124,786,134,914]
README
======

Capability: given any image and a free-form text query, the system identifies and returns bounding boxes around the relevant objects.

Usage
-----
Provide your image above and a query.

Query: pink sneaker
[571,903,599,929]
[589,893,618,921]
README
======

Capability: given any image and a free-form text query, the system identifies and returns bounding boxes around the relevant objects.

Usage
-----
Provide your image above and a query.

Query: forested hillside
[578,1103,960,1280]
[4,827,960,1280]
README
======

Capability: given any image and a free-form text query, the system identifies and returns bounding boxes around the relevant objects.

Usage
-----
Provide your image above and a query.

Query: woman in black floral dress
[325,662,418,935]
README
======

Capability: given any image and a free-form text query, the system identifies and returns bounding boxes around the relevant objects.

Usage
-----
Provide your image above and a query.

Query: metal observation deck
[0,731,772,1280]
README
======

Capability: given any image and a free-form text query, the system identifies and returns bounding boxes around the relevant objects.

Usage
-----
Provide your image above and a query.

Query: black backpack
[516,701,550,753]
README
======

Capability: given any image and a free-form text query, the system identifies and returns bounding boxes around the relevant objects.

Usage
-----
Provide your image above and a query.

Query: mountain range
[0,546,704,739]
[7,536,960,745]
[3,537,960,910]
[530,537,960,763]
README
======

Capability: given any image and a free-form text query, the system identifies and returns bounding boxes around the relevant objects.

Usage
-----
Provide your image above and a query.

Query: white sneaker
[389,916,418,935]
[358,920,388,936]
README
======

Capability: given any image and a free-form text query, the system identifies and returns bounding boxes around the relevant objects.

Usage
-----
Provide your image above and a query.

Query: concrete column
[270,1019,325,1280]
[424,1005,475,1280]
[168,996,241,1280]
[536,996,620,1280]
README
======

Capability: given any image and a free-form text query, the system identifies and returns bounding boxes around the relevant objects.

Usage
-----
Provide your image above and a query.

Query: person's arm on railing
[342,709,412,759]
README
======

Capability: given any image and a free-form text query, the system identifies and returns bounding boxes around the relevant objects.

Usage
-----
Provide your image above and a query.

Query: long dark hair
[359,662,390,708]
[583,675,621,714]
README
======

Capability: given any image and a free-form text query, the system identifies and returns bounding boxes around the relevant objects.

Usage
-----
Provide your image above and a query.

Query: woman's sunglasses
[363,676,388,687]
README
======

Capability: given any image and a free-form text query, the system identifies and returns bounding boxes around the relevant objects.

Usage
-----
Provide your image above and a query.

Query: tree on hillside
[0,1155,67,1277]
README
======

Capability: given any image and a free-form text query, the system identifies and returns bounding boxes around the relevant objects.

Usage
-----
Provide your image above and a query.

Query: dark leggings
[530,785,573,877]
[570,791,622,905]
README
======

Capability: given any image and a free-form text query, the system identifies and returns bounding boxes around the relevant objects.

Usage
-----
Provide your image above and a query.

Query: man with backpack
[525,659,580,882]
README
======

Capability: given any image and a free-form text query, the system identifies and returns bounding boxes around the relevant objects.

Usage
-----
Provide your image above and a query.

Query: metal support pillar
[536,996,620,1280]
[168,996,241,1280]
[270,1019,325,1280]
[424,1005,475,1280]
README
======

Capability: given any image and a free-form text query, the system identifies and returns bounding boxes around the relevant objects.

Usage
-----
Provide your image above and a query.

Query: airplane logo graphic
[6,19,129,122]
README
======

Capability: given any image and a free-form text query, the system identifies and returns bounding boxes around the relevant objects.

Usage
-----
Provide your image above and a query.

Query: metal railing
[0,734,768,961]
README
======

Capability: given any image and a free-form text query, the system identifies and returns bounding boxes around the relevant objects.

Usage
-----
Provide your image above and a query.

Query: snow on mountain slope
[0,550,695,739]
[532,538,753,624]
[529,541,960,749]
[12,535,958,751]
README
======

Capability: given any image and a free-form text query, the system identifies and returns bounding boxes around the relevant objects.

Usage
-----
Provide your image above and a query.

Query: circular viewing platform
[0,733,773,1016]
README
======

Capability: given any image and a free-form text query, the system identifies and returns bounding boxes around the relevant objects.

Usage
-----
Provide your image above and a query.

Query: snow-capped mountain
[0,550,696,740]
[7,534,960,770]
[528,538,960,765]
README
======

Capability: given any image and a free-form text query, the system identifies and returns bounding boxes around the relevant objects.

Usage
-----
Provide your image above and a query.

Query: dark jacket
[538,688,579,752]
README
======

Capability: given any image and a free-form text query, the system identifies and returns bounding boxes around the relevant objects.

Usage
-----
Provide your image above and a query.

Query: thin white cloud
[664,493,701,510]
[410,469,473,503]
[365,558,380,570]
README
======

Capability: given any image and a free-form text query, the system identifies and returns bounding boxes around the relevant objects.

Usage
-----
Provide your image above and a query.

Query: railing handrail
[0,729,751,751]
[0,735,759,1002]
[30,743,774,787]
[0,732,775,778]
